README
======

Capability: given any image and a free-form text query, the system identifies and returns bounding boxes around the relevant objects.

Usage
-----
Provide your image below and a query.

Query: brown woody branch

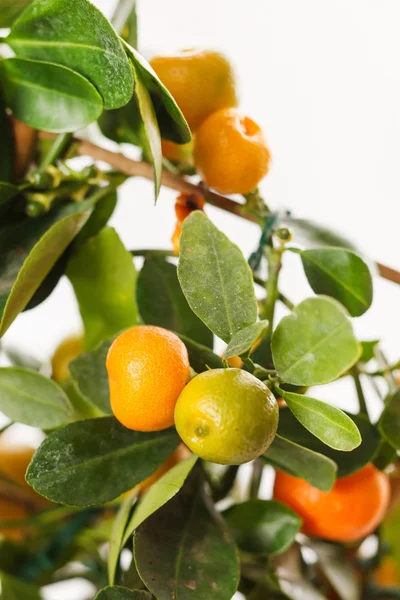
[73,139,400,286]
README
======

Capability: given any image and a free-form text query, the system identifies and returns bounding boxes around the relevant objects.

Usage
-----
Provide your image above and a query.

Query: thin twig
[351,367,369,417]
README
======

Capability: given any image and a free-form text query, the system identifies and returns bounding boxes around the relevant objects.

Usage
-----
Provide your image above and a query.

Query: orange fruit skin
[0,443,48,508]
[106,326,190,431]
[51,334,83,383]
[194,107,271,195]
[273,464,390,543]
[0,498,29,541]
[162,140,193,164]
[172,193,205,255]
[150,49,237,132]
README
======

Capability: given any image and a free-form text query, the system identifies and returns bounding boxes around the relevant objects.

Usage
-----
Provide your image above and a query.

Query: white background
[2,1,400,598]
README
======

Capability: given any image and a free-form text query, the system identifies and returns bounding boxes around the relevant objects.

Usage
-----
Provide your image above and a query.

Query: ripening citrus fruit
[373,556,399,587]
[162,140,193,165]
[150,49,237,131]
[174,368,279,465]
[194,107,271,194]
[172,193,205,255]
[51,334,83,383]
[0,442,49,508]
[106,326,190,431]
[274,464,390,542]
[0,498,30,541]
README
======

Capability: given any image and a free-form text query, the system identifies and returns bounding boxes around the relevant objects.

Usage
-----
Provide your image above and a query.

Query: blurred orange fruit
[51,334,83,383]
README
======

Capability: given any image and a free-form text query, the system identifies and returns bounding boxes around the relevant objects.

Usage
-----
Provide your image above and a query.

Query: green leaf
[134,475,239,600]
[223,320,268,360]
[278,409,381,477]
[69,338,113,415]
[0,92,13,182]
[359,340,379,363]
[137,256,213,348]
[286,217,359,252]
[0,1,33,27]
[123,41,191,144]
[223,499,301,555]
[0,200,92,337]
[0,367,72,428]
[26,417,180,506]
[262,435,337,491]
[272,296,361,386]
[379,389,400,449]
[373,438,397,470]
[1,57,103,133]
[95,588,152,600]
[131,66,162,201]
[299,247,373,317]
[122,455,198,546]
[0,572,42,600]
[67,227,138,351]
[0,183,19,217]
[280,390,361,451]
[177,334,223,373]
[76,190,118,245]
[108,491,137,586]
[7,0,133,110]
[178,212,258,343]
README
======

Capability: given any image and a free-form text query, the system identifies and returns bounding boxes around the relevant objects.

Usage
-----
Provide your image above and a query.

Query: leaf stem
[249,459,264,498]
[38,132,73,172]
[351,367,369,417]
[261,246,284,331]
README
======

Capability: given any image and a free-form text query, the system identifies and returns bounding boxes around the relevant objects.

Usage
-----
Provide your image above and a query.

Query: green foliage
[280,390,361,451]
[67,227,138,350]
[223,499,301,555]
[95,588,152,600]
[177,334,223,372]
[0,366,72,428]
[359,339,379,363]
[298,247,373,317]
[0,1,33,27]
[0,572,42,599]
[272,296,361,385]
[0,94,13,183]
[0,183,19,217]
[7,0,134,110]
[178,212,258,342]
[134,474,240,600]
[223,320,268,360]
[26,418,180,506]
[137,256,213,348]
[0,200,92,336]
[0,57,103,132]
[379,388,400,448]
[262,434,337,491]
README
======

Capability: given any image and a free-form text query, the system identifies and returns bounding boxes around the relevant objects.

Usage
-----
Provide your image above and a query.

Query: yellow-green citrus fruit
[174,368,279,465]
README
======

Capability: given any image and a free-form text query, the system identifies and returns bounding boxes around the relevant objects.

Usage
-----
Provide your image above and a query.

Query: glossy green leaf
[177,334,223,373]
[0,92,13,182]
[0,1,33,27]
[280,390,361,451]
[1,57,103,133]
[67,227,138,350]
[95,588,152,600]
[286,217,359,252]
[262,435,337,491]
[122,455,198,546]
[379,389,400,449]
[124,41,191,144]
[69,338,113,415]
[108,491,137,586]
[26,417,180,506]
[134,475,239,600]
[8,0,133,110]
[0,367,72,428]
[310,541,361,600]
[76,190,118,245]
[178,212,258,342]
[223,499,301,555]
[359,339,379,363]
[132,66,162,201]
[223,320,268,360]
[0,572,41,600]
[0,200,92,337]
[137,256,213,348]
[373,438,397,470]
[278,409,380,477]
[272,296,361,386]
[24,246,71,311]
[299,247,373,317]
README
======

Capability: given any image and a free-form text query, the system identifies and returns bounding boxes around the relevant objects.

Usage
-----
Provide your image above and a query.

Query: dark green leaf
[177,334,224,373]
[95,588,152,600]
[8,0,133,110]
[0,1,33,27]
[0,200,92,336]
[124,42,191,144]
[108,491,137,586]
[299,247,373,317]
[67,227,138,350]
[178,212,258,343]
[0,183,19,217]
[223,499,301,555]
[309,541,361,600]
[76,190,118,245]
[286,217,359,252]
[0,367,72,428]
[0,572,41,600]
[137,256,213,348]
[1,58,103,132]
[373,438,397,470]
[98,98,142,147]
[122,455,198,546]
[278,409,381,477]
[379,389,400,449]
[0,92,13,182]
[223,320,268,360]
[262,435,337,491]
[272,296,361,386]
[26,417,180,506]
[359,340,379,363]
[134,475,239,600]
[24,245,71,311]
[69,338,113,415]
[280,390,361,451]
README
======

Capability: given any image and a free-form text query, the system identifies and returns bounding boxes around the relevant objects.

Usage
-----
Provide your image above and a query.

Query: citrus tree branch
[74,138,400,285]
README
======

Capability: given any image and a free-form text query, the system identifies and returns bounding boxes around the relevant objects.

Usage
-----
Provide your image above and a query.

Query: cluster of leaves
[0,1,399,600]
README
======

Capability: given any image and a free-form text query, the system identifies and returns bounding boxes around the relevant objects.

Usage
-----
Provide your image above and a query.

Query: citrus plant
[0,1,399,599]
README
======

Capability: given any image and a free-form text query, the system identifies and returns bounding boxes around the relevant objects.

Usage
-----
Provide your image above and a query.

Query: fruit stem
[249,459,264,498]
[351,367,369,417]
[261,245,284,332]
[38,133,73,172]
